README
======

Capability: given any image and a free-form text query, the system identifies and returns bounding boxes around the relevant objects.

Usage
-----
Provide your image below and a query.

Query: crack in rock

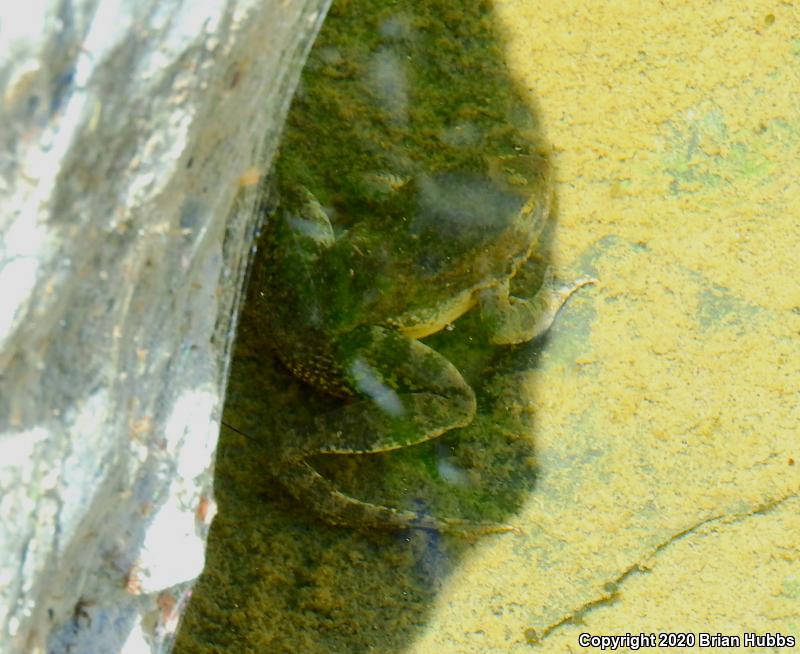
[524,491,799,645]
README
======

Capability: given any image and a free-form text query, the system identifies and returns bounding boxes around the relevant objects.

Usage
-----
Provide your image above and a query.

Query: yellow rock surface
[409,1,799,651]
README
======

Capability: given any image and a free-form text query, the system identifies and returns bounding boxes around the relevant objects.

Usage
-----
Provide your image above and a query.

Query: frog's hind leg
[316,325,476,455]
[279,326,515,532]
[279,460,498,532]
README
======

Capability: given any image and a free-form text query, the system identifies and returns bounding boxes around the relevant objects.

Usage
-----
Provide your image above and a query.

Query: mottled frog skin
[253,0,593,532]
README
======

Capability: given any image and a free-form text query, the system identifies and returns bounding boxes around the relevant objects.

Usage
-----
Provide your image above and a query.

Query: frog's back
[314,149,552,334]
[262,0,555,341]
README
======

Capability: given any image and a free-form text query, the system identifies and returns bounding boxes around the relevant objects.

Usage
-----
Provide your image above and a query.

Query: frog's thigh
[479,270,596,345]
[308,325,477,456]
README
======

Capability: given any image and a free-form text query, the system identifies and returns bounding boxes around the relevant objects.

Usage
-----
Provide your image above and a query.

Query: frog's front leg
[275,326,509,532]
[478,269,596,345]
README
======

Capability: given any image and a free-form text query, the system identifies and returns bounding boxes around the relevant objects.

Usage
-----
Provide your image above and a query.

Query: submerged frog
[251,0,593,532]
[255,152,593,532]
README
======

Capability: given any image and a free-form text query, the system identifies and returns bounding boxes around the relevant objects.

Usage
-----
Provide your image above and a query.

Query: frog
[250,0,594,532]
[254,154,594,532]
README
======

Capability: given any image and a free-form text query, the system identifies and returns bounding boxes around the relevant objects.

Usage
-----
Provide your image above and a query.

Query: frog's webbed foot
[278,460,516,535]
[479,269,596,345]
[277,326,514,533]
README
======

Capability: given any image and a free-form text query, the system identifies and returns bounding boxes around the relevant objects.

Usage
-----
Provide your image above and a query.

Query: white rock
[0,1,330,651]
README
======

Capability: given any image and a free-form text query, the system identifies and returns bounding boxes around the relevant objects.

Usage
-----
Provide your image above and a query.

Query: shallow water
[175,1,800,651]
